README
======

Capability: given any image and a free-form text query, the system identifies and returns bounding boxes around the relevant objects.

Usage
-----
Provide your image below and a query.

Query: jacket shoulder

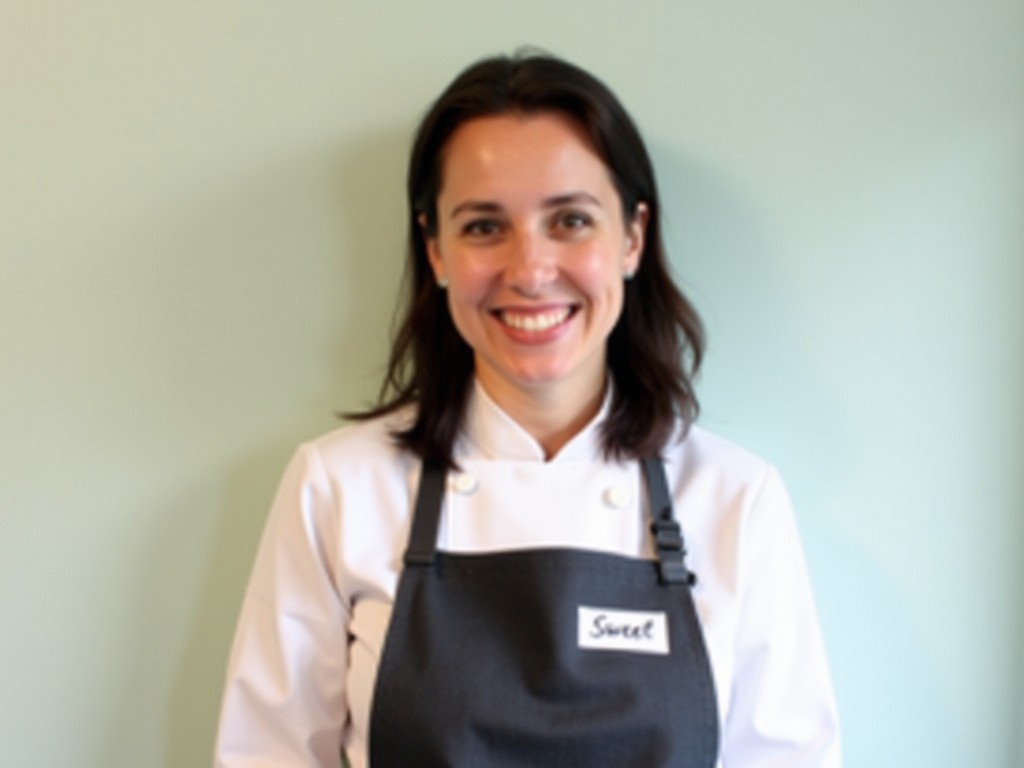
[303,408,417,477]
[666,424,779,497]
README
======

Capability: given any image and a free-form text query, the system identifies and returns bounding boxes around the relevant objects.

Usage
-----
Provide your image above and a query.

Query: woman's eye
[553,211,593,232]
[462,219,502,238]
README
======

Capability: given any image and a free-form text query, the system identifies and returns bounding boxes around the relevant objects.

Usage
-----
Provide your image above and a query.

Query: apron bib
[368,457,719,767]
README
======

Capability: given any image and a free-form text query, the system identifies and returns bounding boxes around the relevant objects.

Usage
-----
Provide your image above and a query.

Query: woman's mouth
[496,307,574,333]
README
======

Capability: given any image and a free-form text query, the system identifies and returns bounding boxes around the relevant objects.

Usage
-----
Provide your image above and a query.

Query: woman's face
[425,111,646,410]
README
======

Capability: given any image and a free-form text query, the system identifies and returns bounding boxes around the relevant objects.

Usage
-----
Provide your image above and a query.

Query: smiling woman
[214,52,841,768]
[373,53,708,472]
[425,113,646,453]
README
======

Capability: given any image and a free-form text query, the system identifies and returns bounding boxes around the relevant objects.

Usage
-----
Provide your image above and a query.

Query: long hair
[350,52,705,467]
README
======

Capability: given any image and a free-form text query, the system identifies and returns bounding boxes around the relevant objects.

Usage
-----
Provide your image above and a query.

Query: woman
[215,52,841,767]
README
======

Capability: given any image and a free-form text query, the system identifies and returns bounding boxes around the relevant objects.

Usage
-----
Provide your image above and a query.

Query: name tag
[577,606,669,655]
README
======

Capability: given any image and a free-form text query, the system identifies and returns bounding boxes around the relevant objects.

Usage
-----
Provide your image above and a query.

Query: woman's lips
[496,306,573,333]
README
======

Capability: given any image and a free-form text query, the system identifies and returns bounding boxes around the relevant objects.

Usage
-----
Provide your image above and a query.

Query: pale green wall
[2,2,1022,766]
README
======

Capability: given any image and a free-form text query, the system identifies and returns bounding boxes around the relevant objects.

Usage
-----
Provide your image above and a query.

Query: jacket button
[450,473,478,495]
[604,485,631,509]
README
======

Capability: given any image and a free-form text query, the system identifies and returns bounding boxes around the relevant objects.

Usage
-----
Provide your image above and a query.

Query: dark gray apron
[368,457,719,767]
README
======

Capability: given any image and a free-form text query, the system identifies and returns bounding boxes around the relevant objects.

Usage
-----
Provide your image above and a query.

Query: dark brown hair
[351,51,704,467]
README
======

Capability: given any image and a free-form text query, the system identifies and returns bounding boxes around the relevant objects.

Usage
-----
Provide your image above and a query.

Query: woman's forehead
[436,113,617,209]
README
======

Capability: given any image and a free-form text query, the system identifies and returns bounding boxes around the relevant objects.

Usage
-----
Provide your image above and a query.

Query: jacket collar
[460,378,611,463]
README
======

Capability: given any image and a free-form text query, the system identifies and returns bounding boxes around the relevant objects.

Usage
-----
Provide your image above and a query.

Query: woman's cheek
[455,258,499,299]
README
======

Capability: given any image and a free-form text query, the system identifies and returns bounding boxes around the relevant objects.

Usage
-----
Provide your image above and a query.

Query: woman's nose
[503,231,557,295]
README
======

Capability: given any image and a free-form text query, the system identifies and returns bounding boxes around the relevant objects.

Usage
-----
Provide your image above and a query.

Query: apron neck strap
[403,459,447,566]
[642,457,697,587]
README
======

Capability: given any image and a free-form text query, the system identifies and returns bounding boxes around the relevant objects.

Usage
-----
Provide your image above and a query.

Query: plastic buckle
[650,518,683,551]
[651,519,696,586]
[657,554,696,586]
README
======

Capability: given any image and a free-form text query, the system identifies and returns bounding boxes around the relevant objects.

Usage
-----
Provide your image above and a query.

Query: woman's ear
[624,202,649,276]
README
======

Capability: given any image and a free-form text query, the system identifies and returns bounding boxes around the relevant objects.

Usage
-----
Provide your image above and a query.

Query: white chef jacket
[214,381,841,767]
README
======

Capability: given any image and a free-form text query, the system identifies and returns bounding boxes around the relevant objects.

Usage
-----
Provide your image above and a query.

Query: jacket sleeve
[721,467,842,767]
[214,444,349,768]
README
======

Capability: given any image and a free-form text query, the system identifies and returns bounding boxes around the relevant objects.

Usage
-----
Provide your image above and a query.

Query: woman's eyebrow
[450,192,603,219]
[449,200,503,219]
[542,192,603,209]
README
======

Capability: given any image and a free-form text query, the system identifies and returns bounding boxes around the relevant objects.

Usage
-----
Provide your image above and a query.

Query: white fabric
[215,383,841,767]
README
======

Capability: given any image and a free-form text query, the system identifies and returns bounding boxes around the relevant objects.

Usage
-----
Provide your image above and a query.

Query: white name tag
[577,606,670,655]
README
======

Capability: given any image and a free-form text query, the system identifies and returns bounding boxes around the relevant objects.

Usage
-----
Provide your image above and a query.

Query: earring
[438,276,449,289]
[623,269,636,281]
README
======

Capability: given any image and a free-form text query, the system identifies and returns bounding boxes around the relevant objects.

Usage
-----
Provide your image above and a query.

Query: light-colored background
[2,1,1022,766]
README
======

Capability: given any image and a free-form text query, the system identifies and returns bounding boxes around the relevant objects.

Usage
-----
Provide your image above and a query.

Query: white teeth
[500,308,570,332]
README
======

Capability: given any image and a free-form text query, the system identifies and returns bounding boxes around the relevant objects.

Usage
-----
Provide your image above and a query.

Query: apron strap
[404,458,447,566]
[642,457,697,587]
